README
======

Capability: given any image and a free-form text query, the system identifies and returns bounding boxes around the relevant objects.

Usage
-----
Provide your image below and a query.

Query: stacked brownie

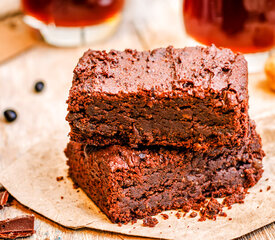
[65,45,264,223]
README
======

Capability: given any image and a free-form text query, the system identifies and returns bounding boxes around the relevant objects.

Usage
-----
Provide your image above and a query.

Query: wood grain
[0,0,274,239]
[0,15,39,63]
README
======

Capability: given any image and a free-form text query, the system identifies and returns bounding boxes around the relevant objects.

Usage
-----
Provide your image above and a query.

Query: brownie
[66,45,249,149]
[65,123,264,223]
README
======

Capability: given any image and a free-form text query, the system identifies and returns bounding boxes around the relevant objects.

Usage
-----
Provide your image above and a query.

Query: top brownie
[67,45,249,149]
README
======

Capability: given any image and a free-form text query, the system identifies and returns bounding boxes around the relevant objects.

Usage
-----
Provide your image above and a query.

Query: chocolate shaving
[0,215,35,239]
[0,191,9,209]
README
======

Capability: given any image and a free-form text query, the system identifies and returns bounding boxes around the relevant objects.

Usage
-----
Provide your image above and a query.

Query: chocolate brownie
[66,45,249,149]
[65,123,264,223]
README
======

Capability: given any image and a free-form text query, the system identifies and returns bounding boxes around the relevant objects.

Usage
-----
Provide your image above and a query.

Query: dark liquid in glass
[184,0,275,53]
[22,0,125,27]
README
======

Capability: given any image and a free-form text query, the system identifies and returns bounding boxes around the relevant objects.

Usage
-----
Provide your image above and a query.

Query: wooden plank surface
[0,0,274,239]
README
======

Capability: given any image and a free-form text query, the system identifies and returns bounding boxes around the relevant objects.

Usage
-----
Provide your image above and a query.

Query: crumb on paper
[192,203,201,211]
[161,213,169,220]
[189,212,197,218]
[219,212,227,217]
[200,198,223,220]
[267,186,271,191]
[142,216,159,227]
[175,212,181,219]
[56,176,64,182]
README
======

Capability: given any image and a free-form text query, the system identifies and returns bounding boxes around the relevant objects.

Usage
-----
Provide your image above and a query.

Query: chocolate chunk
[0,216,35,239]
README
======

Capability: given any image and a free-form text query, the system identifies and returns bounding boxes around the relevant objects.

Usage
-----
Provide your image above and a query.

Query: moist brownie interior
[65,122,264,223]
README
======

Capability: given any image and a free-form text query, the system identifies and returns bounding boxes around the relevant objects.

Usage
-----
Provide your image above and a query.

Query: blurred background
[1,0,275,72]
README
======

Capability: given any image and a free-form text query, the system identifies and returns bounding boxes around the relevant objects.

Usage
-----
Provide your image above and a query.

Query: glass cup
[183,0,275,72]
[21,0,125,47]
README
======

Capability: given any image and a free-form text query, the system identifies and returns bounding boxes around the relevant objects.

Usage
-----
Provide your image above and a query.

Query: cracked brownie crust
[67,45,249,148]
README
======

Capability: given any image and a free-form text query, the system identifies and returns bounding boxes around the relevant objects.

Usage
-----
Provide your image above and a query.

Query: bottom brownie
[65,124,264,223]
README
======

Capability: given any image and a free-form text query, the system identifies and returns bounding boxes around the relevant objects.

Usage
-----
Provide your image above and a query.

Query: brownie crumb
[259,189,263,192]
[229,218,232,221]
[267,186,271,191]
[131,219,137,225]
[189,212,197,218]
[192,203,201,211]
[175,212,181,219]
[73,183,79,189]
[161,213,169,220]
[200,198,223,220]
[182,205,191,213]
[61,196,64,200]
[219,212,227,217]
[198,216,206,222]
[118,222,122,227]
[265,178,269,181]
[56,176,64,182]
[222,192,245,207]
[142,217,159,227]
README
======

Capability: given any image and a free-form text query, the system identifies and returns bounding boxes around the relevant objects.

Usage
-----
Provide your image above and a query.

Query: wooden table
[0,0,274,239]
